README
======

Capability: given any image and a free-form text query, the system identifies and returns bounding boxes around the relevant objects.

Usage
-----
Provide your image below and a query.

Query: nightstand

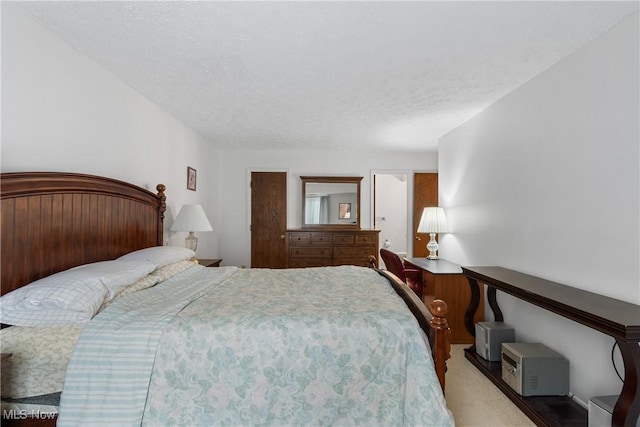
[197,258,222,267]
[404,258,484,344]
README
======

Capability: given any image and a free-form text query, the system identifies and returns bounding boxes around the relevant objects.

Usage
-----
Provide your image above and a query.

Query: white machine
[501,342,569,396]
[589,395,640,427]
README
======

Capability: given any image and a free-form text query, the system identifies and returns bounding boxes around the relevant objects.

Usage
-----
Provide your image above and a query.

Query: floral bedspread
[61,265,453,426]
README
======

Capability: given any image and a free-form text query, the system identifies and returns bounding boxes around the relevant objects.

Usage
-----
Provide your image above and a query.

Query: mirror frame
[301,176,363,229]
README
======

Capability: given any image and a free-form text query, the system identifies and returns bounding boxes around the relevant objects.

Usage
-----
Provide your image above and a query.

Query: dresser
[285,229,379,268]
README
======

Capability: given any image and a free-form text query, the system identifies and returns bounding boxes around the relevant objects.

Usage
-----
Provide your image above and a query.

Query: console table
[462,266,640,427]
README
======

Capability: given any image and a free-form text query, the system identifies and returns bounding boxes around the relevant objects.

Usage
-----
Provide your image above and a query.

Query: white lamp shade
[170,204,213,232]
[417,207,448,233]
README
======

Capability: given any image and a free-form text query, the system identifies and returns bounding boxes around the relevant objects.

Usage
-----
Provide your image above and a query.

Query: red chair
[379,248,423,299]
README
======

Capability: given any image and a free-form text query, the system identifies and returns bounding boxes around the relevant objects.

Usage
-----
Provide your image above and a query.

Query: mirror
[301,176,362,229]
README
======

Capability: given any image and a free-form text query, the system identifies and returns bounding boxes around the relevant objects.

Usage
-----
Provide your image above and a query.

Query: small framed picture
[187,167,197,191]
[339,203,351,219]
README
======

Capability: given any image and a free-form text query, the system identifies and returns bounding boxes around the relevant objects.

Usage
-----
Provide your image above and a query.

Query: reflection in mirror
[305,183,357,225]
[301,176,362,229]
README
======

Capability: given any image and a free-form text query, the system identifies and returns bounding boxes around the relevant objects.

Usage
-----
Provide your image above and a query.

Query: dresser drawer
[333,246,375,258]
[311,233,332,245]
[288,233,311,245]
[290,247,331,258]
[356,234,376,245]
[333,234,355,245]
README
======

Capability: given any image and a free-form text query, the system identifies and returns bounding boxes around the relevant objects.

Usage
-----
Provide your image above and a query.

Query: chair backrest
[379,248,407,282]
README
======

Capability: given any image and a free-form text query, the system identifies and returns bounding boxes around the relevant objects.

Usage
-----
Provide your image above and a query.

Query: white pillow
[118,246,195,268]
[68,260,157,300]
[0,260,156,326]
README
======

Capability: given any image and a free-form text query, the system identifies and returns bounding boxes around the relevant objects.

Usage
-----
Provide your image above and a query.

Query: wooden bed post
[368,255,377,269]
[429,299,451,392]
[157,184,166,220]
[156,184,167,243]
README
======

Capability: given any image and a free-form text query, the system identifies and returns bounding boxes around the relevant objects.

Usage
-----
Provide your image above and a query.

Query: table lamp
[170,204,212,252]
[417,207,448,260]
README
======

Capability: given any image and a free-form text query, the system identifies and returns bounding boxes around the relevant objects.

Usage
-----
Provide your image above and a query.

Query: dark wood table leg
[464,277,481,340]
[613,338,640,427]
[486,286,504,322]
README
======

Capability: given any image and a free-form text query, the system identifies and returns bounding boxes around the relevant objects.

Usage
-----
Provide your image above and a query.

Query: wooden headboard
[1,172,166,296]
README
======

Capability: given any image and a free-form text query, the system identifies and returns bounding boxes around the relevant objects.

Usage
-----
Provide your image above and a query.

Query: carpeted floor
[445,344,536,427]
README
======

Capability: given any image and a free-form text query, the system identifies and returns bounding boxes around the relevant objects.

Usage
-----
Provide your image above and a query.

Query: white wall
[1,4,220,258]
[440,14,639,406]
[218,149,437,268]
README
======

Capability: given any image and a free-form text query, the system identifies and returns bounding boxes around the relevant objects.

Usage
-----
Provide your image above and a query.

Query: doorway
[372,171,410,268]
[372,171,439,266]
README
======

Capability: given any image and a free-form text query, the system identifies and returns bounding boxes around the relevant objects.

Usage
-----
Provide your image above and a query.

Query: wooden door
[251,172,287,268]
[412,173,438,257]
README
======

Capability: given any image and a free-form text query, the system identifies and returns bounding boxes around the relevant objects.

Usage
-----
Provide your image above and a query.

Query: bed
[0,172,453,426]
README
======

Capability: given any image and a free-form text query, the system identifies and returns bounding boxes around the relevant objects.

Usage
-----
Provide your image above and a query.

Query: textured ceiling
[17,1,639,152]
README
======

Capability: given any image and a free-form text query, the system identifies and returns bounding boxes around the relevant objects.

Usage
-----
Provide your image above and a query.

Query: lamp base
[426,232,439,260]
[185,231,198,252]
